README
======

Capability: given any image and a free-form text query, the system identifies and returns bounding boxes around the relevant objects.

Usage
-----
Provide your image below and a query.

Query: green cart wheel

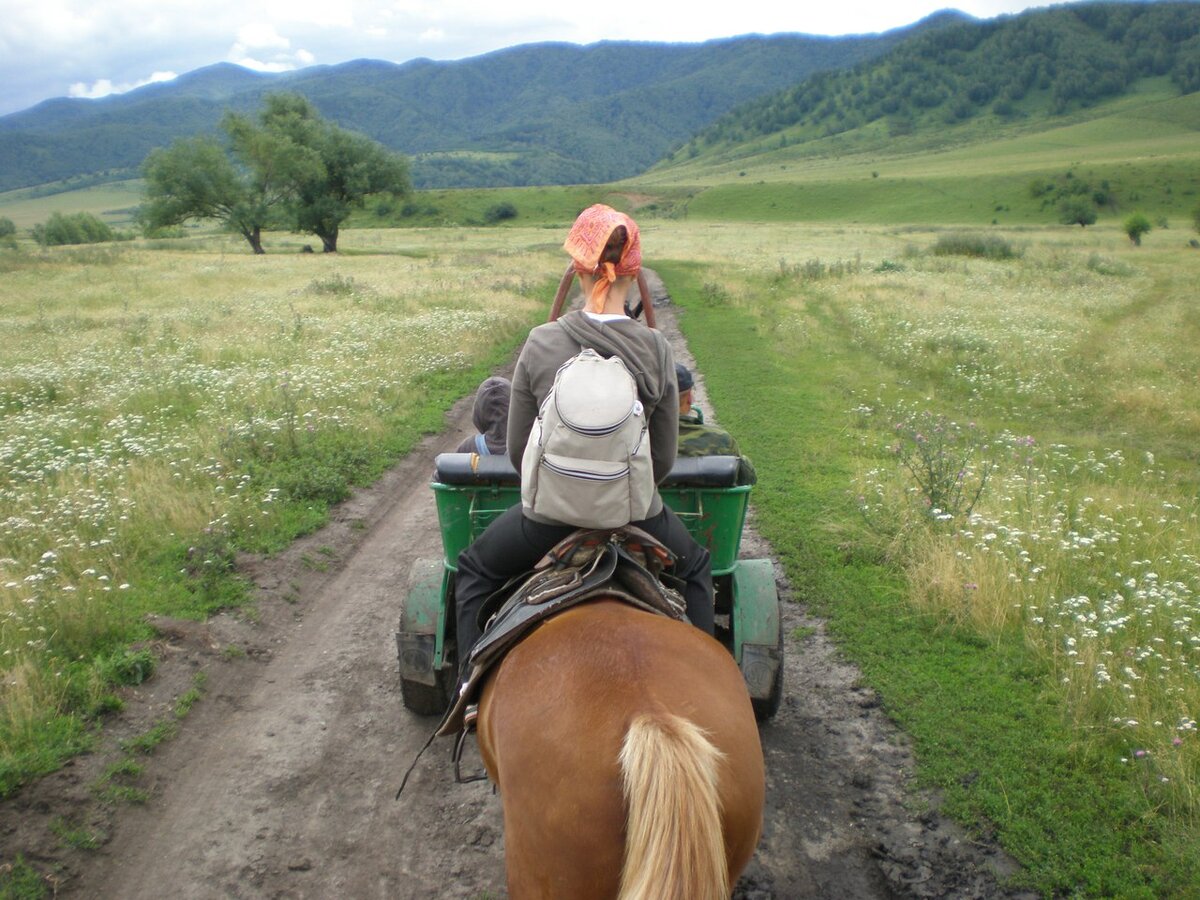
[397,558,455,716]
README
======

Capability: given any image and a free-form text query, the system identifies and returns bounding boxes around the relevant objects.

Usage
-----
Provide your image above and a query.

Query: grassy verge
[0,233,554,796]
[658,246,1198,896]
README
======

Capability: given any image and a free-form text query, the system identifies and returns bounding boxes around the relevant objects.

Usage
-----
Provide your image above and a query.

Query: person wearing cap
[455,376,512,456]
[451,205,715,704]
[675,363,757,485]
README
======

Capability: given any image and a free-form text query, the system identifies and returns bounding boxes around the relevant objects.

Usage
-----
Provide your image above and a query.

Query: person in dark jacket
[455,376,511,456]
[452,206,714,705]
[675,363,756,485]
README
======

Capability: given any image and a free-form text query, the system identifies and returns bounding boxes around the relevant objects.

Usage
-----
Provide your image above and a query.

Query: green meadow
[640,82,1200,227]
[2,81,1200,896]
[0,231,551,795]
[653,220,1199,896]
[0,182,144,230]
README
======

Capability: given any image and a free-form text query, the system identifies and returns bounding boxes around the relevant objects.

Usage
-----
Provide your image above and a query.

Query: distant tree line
[681,3,1200,155]
[141,93,409,253]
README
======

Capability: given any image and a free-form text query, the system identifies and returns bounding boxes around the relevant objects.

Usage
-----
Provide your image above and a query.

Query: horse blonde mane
[617,712,728,900]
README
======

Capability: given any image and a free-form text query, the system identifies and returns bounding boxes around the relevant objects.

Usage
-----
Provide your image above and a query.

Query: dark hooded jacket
[507,309,678,521]
[455,376,511,455]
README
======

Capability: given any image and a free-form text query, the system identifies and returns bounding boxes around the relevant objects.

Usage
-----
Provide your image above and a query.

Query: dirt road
[1,277,1032,898]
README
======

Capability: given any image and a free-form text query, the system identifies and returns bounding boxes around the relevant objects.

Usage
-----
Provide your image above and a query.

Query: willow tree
[141,93,408,254]
[254,93,411,253]
[139,122,320,255]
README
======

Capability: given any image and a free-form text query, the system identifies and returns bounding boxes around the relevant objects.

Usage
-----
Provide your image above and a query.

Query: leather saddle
[435,525,687,737]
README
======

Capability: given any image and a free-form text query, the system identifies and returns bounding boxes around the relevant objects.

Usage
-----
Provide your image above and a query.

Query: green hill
[621,81,1200,227]
[667,2,1200,164]
[0,21,954,194]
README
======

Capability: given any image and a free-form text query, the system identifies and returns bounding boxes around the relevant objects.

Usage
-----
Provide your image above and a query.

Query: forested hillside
[0,19,953,194]
[671,2,1200,160]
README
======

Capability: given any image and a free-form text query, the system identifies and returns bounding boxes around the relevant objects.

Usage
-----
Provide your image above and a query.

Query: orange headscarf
[563,204,642,314]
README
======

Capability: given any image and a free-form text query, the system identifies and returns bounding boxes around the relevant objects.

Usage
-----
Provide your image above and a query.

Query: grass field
[652,220,1199,896]
[638,83,1200,228]
[0,230,553,795]
[2,217,1198,896]
[0,182,145,230]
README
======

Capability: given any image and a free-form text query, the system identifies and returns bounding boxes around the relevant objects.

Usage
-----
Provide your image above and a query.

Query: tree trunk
[320,226,338,253]
[244,226,265,254]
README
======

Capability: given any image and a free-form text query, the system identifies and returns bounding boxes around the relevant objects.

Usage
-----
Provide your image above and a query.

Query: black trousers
[454,503,713,672]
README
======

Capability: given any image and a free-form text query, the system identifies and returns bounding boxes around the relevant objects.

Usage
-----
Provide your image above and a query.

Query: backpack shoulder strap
[474,433,490,456]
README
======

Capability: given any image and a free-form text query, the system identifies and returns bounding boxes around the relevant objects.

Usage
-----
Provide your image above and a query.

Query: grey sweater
[507,310,678,520]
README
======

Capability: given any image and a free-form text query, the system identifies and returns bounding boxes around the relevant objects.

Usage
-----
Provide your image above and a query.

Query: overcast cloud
[0,1,1072,118]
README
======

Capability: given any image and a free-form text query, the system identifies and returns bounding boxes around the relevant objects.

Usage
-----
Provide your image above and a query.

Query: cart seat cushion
[660,455,740,487]
[434,452,741,488]
[435,452,520,485]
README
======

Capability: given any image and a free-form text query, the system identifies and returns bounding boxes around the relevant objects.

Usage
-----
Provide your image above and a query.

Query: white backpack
[521,347,654,528]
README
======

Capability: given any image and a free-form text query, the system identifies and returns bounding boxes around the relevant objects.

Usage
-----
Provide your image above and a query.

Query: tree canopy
[250,94,410,252]
[1059,198,1098,228]
[142,136,281,253]
[1123,212,1152,245]
[141,93,409,253]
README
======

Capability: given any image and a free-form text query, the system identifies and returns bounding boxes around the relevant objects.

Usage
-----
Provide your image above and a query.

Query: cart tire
[400,668,453,717]
[751,625,784,722]
[397,558,454,716]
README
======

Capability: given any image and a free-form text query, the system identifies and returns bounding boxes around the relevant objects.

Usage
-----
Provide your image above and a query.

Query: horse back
[478,600,765,900]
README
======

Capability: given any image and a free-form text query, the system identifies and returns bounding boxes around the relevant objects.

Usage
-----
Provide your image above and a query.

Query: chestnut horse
[477,599,766,900]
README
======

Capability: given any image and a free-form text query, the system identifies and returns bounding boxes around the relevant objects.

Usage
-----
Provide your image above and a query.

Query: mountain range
[0,13,965,193]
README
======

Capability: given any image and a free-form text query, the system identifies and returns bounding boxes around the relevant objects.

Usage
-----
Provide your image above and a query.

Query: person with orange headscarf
[451,205,714,715]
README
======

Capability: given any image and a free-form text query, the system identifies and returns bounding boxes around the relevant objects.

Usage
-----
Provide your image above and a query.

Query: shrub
[95,649,156,687]
[483,202,518,224]
[1058,199,1097,228]
[307,273,357,296]
[1123,213,1152,246]
[888,408,998,521]
[777,256,864,280]
[141,223,186,239]
[992,98,1016,117]
[31,211,115,246]
[930,232,1020,260]
[0,216,16,250]
[1028,178,1055,198]
[1085,253,1133,277]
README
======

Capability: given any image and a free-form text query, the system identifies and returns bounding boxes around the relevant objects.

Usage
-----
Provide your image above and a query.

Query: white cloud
[231,58,298,73]
[235,23,291,51]
[228,23,316,73]
[67,70,177,101]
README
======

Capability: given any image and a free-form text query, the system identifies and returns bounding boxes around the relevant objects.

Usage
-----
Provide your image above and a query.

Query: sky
[0,0,1073,118]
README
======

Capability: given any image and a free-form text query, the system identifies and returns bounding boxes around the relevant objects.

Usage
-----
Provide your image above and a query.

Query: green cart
[396,452,784,721]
